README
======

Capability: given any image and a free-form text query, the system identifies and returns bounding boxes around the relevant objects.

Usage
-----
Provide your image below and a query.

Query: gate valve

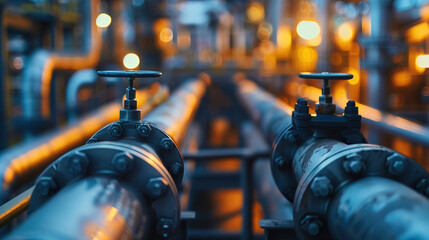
[298,72,353,115]
[98,70,162,122]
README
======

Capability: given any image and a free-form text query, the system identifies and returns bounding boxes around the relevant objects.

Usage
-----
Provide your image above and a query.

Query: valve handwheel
[98,70,162,121]
[299,72,353,115]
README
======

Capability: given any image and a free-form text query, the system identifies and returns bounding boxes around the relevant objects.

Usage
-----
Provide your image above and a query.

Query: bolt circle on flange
[300,215,322,236]
[137,123,151,137]
[160,138,172,151]
[275,156,288,169]
[170,162,182,176]
[146,177,168,198]
[157,218,175,238]
[37,177,57,196]
[343,153,366,174]
[109,123,123,137]
[386,153,407,176]
[68,152,89,175]
[310,176,334,197]
[111,152,134,173]
[416,178,429,198]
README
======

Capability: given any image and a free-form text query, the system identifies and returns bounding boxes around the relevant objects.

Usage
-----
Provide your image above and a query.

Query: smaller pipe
[66,69,98,122]
[328,177,429,240]
[0,186,33,228]
[4,176,151,240]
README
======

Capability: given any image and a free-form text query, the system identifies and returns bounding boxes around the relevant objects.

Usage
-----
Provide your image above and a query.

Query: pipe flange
[293,144,429,240]
[271,125,300,202]
[87,121,183,186]
[30,141,180,238]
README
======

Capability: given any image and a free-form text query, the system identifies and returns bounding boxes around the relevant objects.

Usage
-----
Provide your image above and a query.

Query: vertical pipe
[241,157,253,240]
[366,0,393,143]
[316,0,331,72]
[0,7,6,149]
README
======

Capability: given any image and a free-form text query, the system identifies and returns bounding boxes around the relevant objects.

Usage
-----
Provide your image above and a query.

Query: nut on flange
[310,176,334,197]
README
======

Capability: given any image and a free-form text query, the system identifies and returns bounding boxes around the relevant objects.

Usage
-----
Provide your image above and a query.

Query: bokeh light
[96,13,112,28]
[123,53,140,69]
[296,21,320,40]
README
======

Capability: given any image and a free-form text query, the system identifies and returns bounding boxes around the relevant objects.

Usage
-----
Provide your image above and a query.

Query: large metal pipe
[144,74,210,144]
[0,84,168,203]
[21,0,102,120]
[4,176,152,240]
[236,78,293,145]
[327,177,429,240]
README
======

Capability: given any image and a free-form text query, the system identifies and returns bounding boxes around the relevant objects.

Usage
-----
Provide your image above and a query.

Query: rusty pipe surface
[4,176,151,240]
[0,84,168,203]
[143,74,210,144]
[22,0,102,119]
[236,78,293,145]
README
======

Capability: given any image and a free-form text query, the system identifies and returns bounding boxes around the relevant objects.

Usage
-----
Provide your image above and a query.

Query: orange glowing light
[416,54,429,69]
[159,28,173,43]
[406,22,429,43]
[247,2,265,23]
[392,70,412,87]
[337,22,355,42]
[277,25,291,55]
[347,68,360,85]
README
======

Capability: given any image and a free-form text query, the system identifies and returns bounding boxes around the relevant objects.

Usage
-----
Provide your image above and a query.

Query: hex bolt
[286,131,297,143]
[109,123,123,137]
[310,176,334,197]
[37,177,57,196]
[416,178,429,198]
[146,177,168,198]
[274,156,288,169]
[137,124,151,137]
[111,152,134,173]
[385,153,407,176]
[160,138,172,151]
[343,153,365,174]
[300,215,322,236]
[295,98,309,114]
[68,152,89,175]
[157,219,174,238]
[170,162,182,176]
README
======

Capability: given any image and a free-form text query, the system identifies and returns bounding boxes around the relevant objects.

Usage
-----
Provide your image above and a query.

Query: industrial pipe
[5,176,152,240]
[144,73,211,144]
[0,83,168,204]
[236,75,429,240]
[236,78,293,145]
[22,0,102,120]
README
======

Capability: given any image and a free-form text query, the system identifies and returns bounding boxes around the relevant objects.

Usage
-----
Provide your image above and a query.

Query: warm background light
[96,13,112,28]
[160,28,174,43]
[247,2,265,23]
[296,21,320,40]
[416,54,429,69]
[337,22,355,42]
[123,53,140,69]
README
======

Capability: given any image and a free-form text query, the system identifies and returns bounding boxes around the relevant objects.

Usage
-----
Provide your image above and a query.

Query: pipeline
[4,72,209,239]
[236,73,429,240]
[236,78,293,145]
[0,83,168,204]
[144,73,210,144]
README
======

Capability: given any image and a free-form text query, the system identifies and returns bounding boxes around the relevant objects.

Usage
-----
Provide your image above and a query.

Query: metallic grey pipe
[236,79,293,145]
[327,177,429,240]
[66,69,98,122]
[143,74,210,144]
[5,176,151,240]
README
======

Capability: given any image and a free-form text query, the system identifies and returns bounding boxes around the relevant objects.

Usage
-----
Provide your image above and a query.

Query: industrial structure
[0,0,428,239]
